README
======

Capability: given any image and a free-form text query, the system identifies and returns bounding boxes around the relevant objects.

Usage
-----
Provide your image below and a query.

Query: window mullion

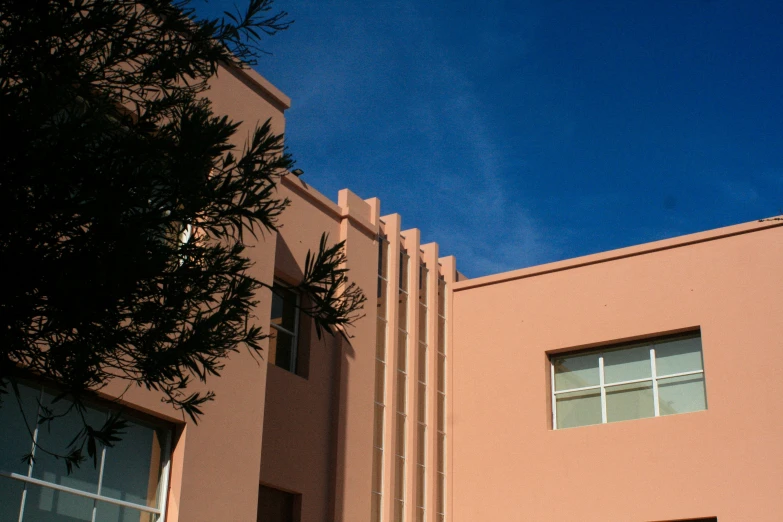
[599,355,607,424]
[553,383,602,394]
[18,386,46,522]
[91,445,108,522]
[650,347,660,417]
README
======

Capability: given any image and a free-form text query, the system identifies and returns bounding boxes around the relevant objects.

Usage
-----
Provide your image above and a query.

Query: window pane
[396,373,407,412]
[371,493,382,522]
[418,302,427,341]
[0,475,24,522]
[437,354,446,393]
[22,483,94,522]
[397,332,408,370]
[437,279,446,316]
[375,360,386,403]
[417,344,427,382]
[33,391,104,494]
[603,344,651,384]
[95,501,158,522]
[606,382,654,423]
[399,251,409,290]
[394,500,404,522]
[419,266,428,302]
[658,374,707,416]
[376,319,387,360]
[437,393,445,432]
[270,284,297,332]
[416,424,426,464]
[379,237,389,279]
[555,389,602,428]
[394,456,405,500]
[417,383,426,424]
[395,412,406,455]
[437,317,445,354]
[655,335,704,376]
[0,381,39,474]
[372,447,383,492]
[398,293,408,330]
[378,279,388,319]
[436,473,445,512]
[270,329,295,372]
[553,354,599,391]
[436,433,445,472]
[373,404,384,448]
[101,418,166,508]
[416,465,425,506]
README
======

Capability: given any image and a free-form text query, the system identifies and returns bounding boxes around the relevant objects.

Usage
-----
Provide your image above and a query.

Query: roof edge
[220,63,291,112]
[453,217,783,292]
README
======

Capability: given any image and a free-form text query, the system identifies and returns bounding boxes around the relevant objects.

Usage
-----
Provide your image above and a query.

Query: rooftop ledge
[453,216,783,292]
[222,64,292,112]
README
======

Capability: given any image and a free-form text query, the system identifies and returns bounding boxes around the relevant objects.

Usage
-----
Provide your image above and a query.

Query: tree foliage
[0,0,365,469]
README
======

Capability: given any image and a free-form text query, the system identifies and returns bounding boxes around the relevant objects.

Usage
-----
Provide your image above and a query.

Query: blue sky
[198,0,783,278]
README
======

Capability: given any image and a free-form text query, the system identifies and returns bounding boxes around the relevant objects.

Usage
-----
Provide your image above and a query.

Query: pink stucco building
[2,66,782,522]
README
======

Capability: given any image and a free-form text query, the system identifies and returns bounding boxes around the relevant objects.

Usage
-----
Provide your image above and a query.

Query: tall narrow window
[269,281,300,374]
[415,263,428,522]
[435,275,447,522]
[0,382,171,522]
[394,248,410,522]
[551,332,707,429]
[371,235,389,522]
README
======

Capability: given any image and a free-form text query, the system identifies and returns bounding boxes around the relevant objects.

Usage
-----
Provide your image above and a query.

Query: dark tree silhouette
[0,0,365,470]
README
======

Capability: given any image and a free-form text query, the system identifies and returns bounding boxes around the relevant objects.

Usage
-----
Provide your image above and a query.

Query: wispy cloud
[252,1,559,277]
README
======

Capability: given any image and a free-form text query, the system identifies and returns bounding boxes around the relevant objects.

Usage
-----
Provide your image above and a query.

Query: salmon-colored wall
[101,65,288,522]
[259,178,384,521]
[450,221,783,522]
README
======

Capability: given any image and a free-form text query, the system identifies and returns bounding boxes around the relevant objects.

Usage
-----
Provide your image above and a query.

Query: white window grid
[0,386,171,522]
[394,249,410,518]
[270,280,301,373]
[435,276,447,522]
[416,262,428,516]
[551,344,706,429]
[372,235,389,514]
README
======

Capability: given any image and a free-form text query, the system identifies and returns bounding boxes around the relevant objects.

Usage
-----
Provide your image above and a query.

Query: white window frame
[551,333,706,430]
[435,275,447,522]
[0,385,172,522]
[269,279,301,374]
[416,261,428,518]
[395,248,410,520]
[371,234,389,519]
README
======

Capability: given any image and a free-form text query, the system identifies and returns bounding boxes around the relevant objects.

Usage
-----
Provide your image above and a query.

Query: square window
[551,332,707,429]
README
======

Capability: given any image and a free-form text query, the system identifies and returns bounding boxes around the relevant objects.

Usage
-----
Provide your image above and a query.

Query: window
[394,248,410,522]
[269,281,301,374]
[551,332,707,429]
[435,275,447,522]
[0,382,171,522]
[257,484,300,522]
[415,263,428,522]
[371,235,389,522]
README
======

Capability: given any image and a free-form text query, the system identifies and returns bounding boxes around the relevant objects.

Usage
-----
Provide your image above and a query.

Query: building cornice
[453,217,783,292]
